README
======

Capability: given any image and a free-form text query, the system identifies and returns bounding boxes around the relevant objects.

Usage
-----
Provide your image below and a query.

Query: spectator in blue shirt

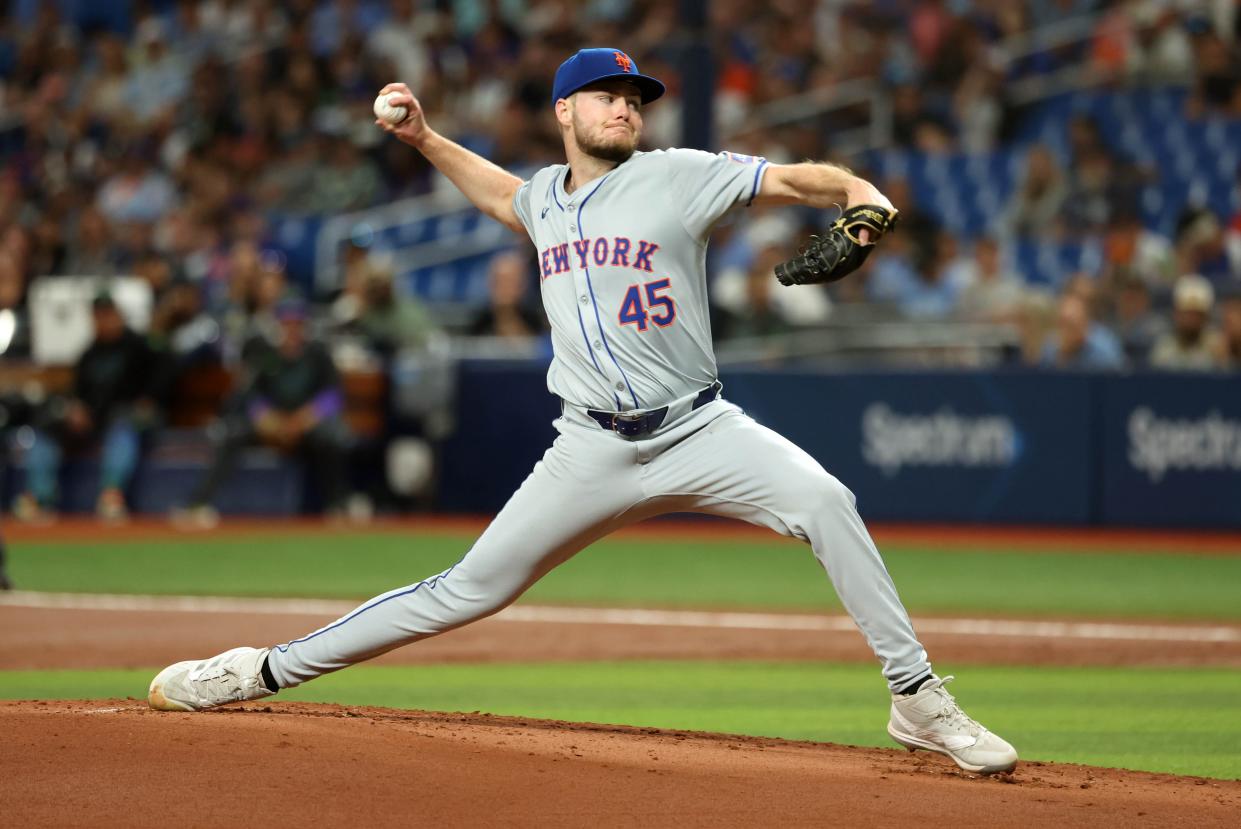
[1040,293,1126,370]
[868,231,969,319]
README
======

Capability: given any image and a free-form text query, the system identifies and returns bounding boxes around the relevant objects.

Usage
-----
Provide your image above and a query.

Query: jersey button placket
[572,259,622,401]
[567,188,628,407]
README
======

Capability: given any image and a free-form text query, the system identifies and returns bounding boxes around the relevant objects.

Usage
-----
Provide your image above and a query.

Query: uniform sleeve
[667,148,769,241]
[512,178,535,242]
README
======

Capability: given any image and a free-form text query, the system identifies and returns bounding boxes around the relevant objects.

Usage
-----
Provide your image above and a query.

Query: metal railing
[728,10,1108,155]
[433,319,1019,370]
[312,188,512,295]
[729,77,892,156]
[714,319,1020,370]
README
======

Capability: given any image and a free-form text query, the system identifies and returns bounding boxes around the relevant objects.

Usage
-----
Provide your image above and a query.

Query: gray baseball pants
[267,400,932,691]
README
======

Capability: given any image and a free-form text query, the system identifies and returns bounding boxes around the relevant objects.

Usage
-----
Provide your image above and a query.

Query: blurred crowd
[1,1,1240,520]
[697,0,1241,372]
[0,1,1238,369]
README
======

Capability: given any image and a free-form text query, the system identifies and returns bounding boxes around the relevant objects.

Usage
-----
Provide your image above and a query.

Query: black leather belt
[586,381,722,437]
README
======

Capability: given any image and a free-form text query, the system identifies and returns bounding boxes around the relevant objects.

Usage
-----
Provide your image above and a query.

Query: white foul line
[1,591,1238,644]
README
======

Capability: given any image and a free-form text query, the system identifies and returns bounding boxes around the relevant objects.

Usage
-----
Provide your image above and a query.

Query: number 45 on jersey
[618,278,676,332]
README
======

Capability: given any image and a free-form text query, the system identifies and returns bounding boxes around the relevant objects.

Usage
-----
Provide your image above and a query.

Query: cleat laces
[928,677,983,738]
[188,658,258,706]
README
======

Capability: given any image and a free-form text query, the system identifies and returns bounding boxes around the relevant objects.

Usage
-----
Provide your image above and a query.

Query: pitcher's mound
[2,700,1237,827]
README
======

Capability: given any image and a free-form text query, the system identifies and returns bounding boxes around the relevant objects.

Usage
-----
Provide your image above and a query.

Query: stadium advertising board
[1100,374,1241,527]
[723,372,1094,524]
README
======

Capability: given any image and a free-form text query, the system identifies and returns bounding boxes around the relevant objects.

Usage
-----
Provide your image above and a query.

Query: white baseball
[373,91,408,125]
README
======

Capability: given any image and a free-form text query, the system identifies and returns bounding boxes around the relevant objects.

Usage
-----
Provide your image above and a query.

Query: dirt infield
[2,699,1238,828]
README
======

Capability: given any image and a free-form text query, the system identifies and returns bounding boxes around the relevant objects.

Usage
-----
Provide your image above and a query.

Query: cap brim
[564,73,665,105]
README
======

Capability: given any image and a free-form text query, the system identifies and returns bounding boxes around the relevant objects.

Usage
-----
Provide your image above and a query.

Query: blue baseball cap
[551,48,665,107]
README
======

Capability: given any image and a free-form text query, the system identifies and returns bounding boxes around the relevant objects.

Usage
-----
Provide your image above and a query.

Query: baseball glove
[774,204,899,286]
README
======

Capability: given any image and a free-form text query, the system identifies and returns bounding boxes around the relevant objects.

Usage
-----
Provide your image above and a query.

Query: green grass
[3,662,1238,779]
[8,531,1241,619]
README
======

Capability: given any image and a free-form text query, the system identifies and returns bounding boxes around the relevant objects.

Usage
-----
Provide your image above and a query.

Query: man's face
[489,256,526,306]
[1058,296,1089,351]
[93,306,125,343]
[1116,284,1149,321]
[279,316,306,355]
[1174,307,1207,339]
[566,80,644,163]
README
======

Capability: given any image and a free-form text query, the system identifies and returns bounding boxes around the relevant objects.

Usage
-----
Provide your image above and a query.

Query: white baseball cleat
[148,647,276,711]
[887,675,1018,774]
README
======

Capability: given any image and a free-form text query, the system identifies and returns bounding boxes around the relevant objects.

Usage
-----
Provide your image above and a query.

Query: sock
[897,673,932,696]
[260,654,280,692]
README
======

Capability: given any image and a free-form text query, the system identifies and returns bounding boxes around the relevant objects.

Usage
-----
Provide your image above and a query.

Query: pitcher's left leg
[646,406,1016,773]
[647,406,929,692]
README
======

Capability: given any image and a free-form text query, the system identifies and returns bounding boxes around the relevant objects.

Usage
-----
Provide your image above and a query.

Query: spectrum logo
[860,403,1020,477]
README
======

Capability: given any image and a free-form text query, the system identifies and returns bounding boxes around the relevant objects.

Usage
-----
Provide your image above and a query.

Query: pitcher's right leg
[267,419,644,687]
[150,418,644,709]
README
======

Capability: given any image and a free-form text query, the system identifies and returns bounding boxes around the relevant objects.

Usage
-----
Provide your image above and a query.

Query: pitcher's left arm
[753,161,893,213]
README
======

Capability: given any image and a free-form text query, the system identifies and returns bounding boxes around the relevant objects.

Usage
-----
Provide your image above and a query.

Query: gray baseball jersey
[512,149,769,411]
[265,147,932,698]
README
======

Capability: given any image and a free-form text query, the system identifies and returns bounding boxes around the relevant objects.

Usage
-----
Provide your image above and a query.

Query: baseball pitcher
[149,48,1017,775]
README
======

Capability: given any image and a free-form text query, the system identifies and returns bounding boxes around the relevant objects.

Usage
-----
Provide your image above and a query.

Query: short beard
[572,117,637,164]
[1175,326,1204,347]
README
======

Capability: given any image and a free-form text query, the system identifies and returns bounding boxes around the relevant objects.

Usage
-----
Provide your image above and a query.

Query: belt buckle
[611,411,645,436]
